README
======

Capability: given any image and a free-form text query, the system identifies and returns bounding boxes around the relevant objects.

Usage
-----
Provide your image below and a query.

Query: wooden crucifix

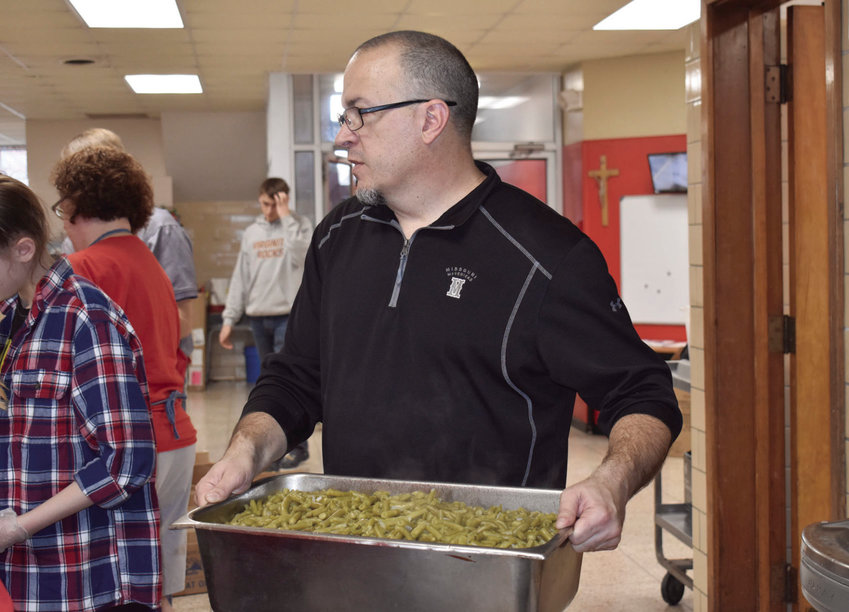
[588,155,619,227]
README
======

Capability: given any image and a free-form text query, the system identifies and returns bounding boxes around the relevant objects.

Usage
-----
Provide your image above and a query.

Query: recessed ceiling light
[594,0,700,31]
[124,74,202,94]
[68,0,183,28]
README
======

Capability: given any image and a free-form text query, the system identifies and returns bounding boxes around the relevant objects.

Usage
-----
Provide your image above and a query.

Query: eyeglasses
[337,99,457,132]
[51,198,68,219]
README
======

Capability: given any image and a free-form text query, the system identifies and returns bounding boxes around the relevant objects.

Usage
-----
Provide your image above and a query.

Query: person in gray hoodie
[219,177,313,468]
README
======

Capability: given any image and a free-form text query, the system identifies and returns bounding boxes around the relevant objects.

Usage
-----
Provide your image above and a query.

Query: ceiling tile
[184,13,293,29]
[393,14,504,31]
[403,0,518,13]
[0,0,688,122]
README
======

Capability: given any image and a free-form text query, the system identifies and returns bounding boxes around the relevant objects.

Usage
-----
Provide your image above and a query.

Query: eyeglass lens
[338,108,361,130]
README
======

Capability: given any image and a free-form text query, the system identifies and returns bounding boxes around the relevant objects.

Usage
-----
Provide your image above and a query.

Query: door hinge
[785,563,798,603]
[765,64,790,104]
[768,315,796,354]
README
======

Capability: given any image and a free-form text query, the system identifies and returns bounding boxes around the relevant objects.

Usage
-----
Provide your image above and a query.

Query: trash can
[244,345,260,384]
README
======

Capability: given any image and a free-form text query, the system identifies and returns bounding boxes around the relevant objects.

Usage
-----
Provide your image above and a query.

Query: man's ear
[11,237,36,264]
[421,99,452,145]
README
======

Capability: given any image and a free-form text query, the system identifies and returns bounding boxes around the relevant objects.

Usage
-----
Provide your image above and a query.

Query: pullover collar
[361,161,501,230]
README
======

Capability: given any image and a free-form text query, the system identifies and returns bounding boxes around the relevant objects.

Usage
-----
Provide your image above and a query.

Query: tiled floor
[174,381,693,611]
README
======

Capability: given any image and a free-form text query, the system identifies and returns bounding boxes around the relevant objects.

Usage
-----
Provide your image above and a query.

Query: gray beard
[355,187,387,207]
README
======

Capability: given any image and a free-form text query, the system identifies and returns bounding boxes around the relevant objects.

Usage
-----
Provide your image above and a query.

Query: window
[0,146,27,184]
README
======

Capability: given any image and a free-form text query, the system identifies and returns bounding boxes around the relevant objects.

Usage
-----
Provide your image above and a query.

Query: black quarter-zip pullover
[246,162,681,489]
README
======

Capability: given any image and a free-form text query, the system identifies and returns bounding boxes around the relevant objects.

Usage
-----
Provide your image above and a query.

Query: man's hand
[0,508,28,553]
[557,413,672,553]
[195,453,255,507]
[556,473,627,552]
[195,412,288,506]
[218,324,234,350]
[273,191,291,218]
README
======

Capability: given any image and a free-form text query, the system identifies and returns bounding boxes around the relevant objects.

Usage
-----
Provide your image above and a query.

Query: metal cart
[654,359,694,605]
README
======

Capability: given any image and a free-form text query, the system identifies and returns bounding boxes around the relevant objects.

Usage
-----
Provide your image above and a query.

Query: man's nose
[333,123,356,149]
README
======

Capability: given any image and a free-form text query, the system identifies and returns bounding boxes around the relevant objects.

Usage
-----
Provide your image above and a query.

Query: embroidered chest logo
[445,266,477,300]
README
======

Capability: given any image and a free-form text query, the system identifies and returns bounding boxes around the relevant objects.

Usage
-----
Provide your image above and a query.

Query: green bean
[225,488,558,549]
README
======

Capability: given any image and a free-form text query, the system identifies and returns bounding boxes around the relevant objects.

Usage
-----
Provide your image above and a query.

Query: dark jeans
[247,314,288,360]
[247,314,307,456]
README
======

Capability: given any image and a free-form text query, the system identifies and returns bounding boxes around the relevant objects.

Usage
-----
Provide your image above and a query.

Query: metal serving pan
[173,472,582,612]
[801,520,849,611]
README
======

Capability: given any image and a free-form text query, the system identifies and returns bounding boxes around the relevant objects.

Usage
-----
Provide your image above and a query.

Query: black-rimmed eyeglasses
[337,99,457,132]
[51,198,68,219]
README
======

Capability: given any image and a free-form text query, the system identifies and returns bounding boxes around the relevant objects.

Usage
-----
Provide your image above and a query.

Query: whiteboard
[619,194,689,324]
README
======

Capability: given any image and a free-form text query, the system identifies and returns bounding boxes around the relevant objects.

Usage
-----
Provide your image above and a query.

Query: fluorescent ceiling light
[69,0,183,28]
[478,96,529,110]
[594,0,700,30]
[124,74,202,94]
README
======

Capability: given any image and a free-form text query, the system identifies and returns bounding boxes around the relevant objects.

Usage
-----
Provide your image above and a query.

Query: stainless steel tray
[174,472,581,611]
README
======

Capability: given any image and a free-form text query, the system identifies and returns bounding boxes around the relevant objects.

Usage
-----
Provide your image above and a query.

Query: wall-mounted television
[647,152,688,193]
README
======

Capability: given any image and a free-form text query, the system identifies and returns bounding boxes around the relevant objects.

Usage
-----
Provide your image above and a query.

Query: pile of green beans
[227,488,558,549]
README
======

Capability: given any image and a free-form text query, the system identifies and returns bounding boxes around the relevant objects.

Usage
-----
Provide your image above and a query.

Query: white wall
[25,112,267,239]
[26,117,167,239]
[26,117,167,200]
[582,51,687,140]
[161,111,266,202]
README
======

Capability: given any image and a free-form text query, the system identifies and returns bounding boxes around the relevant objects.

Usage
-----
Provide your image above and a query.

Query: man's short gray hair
[354,31,479,140]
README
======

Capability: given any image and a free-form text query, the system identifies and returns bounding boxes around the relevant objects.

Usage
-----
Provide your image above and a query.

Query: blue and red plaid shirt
[0,258,161,611]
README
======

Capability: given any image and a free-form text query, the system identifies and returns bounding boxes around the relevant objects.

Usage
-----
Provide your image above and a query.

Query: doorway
[700,0,844,609]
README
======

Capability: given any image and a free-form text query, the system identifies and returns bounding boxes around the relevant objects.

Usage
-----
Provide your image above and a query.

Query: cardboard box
[174,530,207,597]
[191,328,206,348]
[189,290,208,337]
[190,348,204,364]
[192,451,213,485]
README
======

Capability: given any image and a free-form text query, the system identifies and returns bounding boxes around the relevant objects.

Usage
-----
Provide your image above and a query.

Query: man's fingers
[567,512,623,552]
[569,527,622,553]
[196,461,254,507]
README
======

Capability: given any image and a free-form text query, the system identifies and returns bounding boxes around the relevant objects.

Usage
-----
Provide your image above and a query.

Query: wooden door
[702,2,783,610]
[787,4,845,606]
[702,0,843,609]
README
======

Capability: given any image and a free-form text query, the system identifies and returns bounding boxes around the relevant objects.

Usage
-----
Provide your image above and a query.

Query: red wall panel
[564,134,688,342]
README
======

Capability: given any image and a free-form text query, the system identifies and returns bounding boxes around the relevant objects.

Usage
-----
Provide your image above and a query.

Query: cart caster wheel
[661,572,685,605]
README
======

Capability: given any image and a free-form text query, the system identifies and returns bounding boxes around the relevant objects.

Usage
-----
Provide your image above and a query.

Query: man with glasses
[198,31,681,555]
[219,177,313,469]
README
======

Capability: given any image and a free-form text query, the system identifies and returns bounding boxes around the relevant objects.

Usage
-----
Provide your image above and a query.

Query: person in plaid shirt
[52,143,197,612]
[0,176,161,610]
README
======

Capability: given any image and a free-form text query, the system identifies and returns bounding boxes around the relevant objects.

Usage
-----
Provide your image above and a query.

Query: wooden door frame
[787,6,846,603]
[701,0,844,609]
[822,0,846,520]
